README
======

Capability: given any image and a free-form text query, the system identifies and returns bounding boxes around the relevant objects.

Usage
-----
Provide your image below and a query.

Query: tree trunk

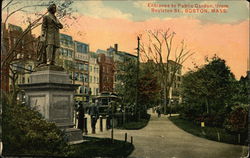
[163,85,167,114]
[205,98,209,114]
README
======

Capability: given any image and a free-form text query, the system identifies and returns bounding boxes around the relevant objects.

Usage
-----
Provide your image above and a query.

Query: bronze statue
[38,4,63,66]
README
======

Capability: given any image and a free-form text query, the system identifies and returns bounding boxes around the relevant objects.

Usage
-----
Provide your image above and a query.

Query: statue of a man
[41,3,63,65]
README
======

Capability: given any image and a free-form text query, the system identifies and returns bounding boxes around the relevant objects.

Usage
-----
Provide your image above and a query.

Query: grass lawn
[116,114,151,130]
[169,116,248,145]
[67,136,134,158]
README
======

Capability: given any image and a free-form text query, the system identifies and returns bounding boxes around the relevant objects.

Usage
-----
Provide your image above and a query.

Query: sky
[2,0,249,78]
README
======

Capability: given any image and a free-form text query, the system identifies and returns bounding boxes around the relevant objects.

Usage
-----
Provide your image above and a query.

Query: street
[88,110,248,158]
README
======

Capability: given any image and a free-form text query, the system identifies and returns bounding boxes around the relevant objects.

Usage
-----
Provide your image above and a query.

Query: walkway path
[87,111,248,158]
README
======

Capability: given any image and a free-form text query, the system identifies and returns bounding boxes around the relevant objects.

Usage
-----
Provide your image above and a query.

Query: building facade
[74,41,89,101]
[106,44,137,92]
[58,33,75,81]
[167,60,182,103]
[88,52,99,96]
[97,52,114,93]
[1,23,37,92]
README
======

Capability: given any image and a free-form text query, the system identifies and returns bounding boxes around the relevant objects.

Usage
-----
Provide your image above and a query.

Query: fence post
[125,133,127,143]
[106,115,110,130]
[131,136,133,144]
[100,116,103,132]
[84,117,88,135]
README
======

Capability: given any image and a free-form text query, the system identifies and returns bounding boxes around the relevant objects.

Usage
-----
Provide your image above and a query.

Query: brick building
[97,52,114,93]
[1,23,37,92]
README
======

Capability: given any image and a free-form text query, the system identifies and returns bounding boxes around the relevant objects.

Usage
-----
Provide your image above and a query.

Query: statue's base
[34,64,65,71]
[19,67,82,144]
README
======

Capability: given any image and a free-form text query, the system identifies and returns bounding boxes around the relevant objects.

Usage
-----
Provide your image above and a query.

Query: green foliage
[116,58,161,119]
[224,104,248,134]
[115,58,137,108]
[181,56,236,119]
[2,99,68,156]
[232,76,249,104]
[138,62,161,112]
[180,55,249,142]
[170,116,247,145]
[117,114,151,130]
[68,137,134,157]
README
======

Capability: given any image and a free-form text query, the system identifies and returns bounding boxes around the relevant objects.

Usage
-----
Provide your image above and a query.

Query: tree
[138,61,161,116]
[181,56,236,123]
[140,29,193,114]
[231,75,249,104]
[116,57,161,119]
[115,57,137,116]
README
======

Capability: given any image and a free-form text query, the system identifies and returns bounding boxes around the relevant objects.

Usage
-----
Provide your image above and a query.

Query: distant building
[1,23,37,92]
[58,33,75,80]
[106,44,137,92]
[88,52,99,96]
[167,60,182,103]
[97,51,114,93]
[144,59,182,103]
[74,41,89,101]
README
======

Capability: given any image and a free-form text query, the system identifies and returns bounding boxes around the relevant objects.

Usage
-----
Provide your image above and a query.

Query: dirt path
[87,111,248,158]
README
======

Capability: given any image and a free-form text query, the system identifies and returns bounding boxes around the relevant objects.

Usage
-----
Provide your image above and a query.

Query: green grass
[67,136,134,158]
[169,116,248,145]
[117,114,151,130]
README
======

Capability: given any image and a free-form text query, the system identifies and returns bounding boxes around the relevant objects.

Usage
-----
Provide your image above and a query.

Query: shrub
[2,101,68,156]
[224,104,248,134]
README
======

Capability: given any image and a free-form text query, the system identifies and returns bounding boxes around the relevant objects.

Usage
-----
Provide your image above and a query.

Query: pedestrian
[157,108,161,117]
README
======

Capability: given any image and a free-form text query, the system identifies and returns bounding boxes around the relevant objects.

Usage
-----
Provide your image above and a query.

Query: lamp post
[136,36,140,120]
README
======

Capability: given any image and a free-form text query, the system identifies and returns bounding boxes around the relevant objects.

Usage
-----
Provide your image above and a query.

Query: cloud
[133,0,155,11]
[73,1,132,20]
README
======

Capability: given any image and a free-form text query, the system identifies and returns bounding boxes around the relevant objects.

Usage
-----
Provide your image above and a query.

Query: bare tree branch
[2,0,14,10]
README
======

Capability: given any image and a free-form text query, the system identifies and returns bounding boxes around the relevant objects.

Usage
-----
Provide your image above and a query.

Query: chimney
[114,44,118,52]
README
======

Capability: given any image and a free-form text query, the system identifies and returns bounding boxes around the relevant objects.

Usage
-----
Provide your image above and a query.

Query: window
[84,75,88,82]
[79,73,84,81]
[76,42,89,53]
[94,77,96,83]
[68,50,72,57]
[89,88,92,95]
[79,86,84,93]
[75,72,79,80]
[79,63,84,71]
[89,66,92,72]
[96,88,99,95]
[89,76,92,83]
[63,49,67,56]
[84,64,88,71]
[103,66,106,73]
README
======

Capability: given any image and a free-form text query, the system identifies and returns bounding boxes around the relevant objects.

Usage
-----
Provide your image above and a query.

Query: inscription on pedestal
[51,95,70,122]
[29,95,46,117]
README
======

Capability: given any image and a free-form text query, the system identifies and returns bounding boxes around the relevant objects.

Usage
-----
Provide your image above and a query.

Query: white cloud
[73,1,132,20]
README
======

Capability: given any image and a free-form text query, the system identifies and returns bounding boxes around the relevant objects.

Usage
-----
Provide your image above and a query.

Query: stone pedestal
[19,65,83,144]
